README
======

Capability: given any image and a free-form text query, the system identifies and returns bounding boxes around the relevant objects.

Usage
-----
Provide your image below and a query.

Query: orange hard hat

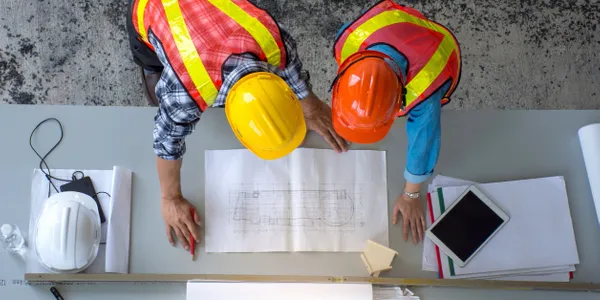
[331,51,403,144]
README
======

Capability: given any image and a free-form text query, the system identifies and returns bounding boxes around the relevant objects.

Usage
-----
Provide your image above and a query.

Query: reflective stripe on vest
[208,0,281,67]
[339,9,460,107]
[135,0,283,107]
[162,0,219,104]
[136,0,150,44]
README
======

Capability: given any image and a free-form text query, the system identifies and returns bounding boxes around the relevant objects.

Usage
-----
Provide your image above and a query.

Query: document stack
[422,176,580,282]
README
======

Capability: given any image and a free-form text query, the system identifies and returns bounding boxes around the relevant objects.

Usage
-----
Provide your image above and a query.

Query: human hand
[392,193,426,244]
[161,196,201,251]
[301,92,349,153]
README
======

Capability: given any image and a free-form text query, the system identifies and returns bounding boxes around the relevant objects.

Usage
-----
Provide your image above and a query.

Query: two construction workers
[127,0,460,252]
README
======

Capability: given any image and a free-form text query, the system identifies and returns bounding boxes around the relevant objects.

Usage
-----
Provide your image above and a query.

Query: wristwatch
[403,190,420,200]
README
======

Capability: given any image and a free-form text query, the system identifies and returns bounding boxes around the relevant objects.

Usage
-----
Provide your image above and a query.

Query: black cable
[29,118,83,197]
[94,191,111,198]
[71,171,84,181]
[30,119,111,202]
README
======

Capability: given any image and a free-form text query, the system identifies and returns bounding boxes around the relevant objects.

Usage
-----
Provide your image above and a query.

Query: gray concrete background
[0,0,598,108]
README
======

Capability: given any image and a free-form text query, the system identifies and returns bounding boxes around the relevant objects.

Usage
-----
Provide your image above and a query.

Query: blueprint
[204,149,389,252]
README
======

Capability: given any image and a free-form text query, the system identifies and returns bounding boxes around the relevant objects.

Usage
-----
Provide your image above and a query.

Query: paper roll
[578,123,600,227]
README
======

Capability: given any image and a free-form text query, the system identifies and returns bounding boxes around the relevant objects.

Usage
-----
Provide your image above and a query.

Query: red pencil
[190,208,196,261]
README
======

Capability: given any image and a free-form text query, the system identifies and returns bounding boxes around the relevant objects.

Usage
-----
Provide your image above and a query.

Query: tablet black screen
[430,191,504,262]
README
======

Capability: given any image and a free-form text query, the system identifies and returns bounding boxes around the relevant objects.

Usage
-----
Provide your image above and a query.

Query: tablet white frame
[426,185,509,267]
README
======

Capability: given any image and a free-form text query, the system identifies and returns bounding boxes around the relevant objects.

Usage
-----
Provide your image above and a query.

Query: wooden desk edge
[24,273,600,292]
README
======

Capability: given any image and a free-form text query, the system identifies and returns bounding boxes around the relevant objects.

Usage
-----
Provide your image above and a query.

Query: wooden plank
[24,273,600,292]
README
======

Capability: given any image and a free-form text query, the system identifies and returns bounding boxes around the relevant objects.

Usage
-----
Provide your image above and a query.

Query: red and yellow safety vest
[334,0,461,116]
[132,0,288,110]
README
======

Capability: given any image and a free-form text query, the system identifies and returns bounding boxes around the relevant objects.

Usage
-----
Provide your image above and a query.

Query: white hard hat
[34,191,101,273]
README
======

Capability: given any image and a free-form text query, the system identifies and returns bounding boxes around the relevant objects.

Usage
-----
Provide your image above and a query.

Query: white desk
[1,105,599,299]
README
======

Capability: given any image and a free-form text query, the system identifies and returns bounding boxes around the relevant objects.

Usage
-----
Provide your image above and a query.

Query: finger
[175,226,190,250]
[166,226,175,246]
[322,131,342,152]
[185,217,199,242]
[328,128,349,152]
[403,218,409,241]
[392,204,399,224]
[420,214,426,232]
[411,219,418,244]
[193,209,202,226]
[179,224,194,246]
[417,218,424,242]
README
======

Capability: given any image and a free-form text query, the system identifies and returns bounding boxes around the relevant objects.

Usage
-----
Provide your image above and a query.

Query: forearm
[157,157,183,200]
[404,95,444,184]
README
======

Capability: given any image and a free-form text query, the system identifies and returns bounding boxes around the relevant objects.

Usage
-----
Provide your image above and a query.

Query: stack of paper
[422,176,579,282]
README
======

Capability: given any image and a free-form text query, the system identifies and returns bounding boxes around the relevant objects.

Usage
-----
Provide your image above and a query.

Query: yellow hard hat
[226,72,306,160]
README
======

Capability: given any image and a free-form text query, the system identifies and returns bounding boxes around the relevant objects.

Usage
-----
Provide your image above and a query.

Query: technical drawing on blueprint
[205,149,389,253]
[228,183,365,233]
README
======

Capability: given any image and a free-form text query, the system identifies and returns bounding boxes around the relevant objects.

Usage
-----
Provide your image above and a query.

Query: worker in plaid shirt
[127,0,349,252]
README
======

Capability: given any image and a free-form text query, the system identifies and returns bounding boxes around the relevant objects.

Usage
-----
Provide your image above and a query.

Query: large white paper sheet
[27,167,132,274]
[205,149,388,252]
[424,176,574,282]
[105,166,133,274]
[433,177,579,277]
[429,188,574,281]
[186,282,373,300]
[578,123,600,228]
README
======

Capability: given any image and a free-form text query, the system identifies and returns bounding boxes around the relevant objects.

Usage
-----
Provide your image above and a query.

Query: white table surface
[1,105,599,299]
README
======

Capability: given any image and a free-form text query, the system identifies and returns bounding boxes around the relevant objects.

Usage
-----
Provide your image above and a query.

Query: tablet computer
[426,185,509,267]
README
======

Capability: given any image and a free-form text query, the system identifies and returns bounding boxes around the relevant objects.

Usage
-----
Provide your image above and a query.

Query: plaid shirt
[151,27,311,160]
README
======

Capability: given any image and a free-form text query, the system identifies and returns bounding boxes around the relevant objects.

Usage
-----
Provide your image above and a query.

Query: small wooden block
[361,240,398,276]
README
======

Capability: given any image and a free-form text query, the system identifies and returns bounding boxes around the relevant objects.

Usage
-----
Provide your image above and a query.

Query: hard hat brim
[332,108,393,144]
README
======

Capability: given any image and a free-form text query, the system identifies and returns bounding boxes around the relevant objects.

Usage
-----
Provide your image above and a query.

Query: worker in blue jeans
[331,0,461,244]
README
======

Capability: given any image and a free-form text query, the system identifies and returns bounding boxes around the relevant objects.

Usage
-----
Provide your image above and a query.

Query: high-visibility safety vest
[132,0,288,110]
[334,0,461,116]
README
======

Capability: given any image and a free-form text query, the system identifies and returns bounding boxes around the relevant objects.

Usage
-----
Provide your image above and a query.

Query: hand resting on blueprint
[162,196,201,251]
[300,92,349,153]
[392,182,426,244]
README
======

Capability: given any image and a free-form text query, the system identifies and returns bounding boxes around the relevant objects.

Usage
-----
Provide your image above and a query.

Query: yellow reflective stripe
[340,9,459,105]
[162,0,219,105]
[136,0,150,43]
[208,0,281,66]
[341,10,457,62]
[404,36,454,104]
